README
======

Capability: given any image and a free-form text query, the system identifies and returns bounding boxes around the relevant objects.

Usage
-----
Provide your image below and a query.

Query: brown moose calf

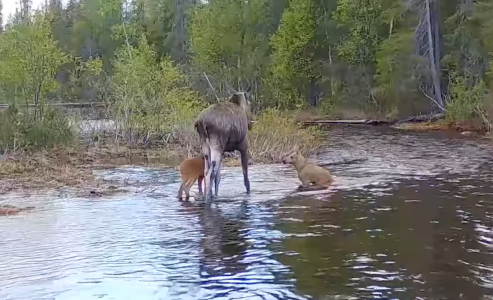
[177,156,205,200]
[282,151,333,188]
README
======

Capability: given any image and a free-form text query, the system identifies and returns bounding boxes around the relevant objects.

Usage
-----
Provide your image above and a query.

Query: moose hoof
[199,192,214,202]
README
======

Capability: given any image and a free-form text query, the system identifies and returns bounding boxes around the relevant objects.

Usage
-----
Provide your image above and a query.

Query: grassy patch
[0,148,99,193]
[0,145,181,194]
[394,119,486,133]
[394,120,453,131]
[0,108,75,153]
[248,108,326,163]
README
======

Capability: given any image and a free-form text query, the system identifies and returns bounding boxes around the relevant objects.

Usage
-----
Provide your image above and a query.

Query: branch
[203,72,219,102]
[476,104,491,131]
[419,83,445,112]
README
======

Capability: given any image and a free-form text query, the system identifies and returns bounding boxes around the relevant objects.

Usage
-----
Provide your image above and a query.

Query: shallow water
[1,126,493,299]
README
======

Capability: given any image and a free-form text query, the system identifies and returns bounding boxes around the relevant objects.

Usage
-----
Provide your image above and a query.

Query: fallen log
[299,113,445,127]
[395,113,445,124]
[300,119,393,126]
[319,158,369,167]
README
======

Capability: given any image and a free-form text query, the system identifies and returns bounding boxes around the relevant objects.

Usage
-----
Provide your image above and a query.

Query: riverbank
[392,119,493,138]
[0,143,248,196]
[0,107,326,198]
[293,108,491,137]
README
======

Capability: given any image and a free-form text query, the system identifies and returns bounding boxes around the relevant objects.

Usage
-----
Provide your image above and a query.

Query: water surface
[1,126,493,299]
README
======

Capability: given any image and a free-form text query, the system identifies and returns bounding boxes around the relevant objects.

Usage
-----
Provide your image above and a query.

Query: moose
[194,86,253,201]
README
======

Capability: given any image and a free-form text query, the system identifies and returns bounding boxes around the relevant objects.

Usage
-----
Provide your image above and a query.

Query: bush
[248,108,326,163]
[446,77,489,128]
[0,108,75,153]
[110,36,206,148]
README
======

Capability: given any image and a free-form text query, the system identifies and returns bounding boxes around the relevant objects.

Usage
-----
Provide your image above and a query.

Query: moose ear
[229,93,241,105]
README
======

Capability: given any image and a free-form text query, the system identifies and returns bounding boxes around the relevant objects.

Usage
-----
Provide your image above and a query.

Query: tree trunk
[425,0,444,111]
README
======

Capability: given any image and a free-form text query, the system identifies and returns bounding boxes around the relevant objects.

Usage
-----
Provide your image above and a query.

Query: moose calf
[282,151,333,188]
[177,156,205,201]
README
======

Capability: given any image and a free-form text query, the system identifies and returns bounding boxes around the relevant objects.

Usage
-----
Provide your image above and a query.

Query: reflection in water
[0,126,493,299]
[276,178,493,299]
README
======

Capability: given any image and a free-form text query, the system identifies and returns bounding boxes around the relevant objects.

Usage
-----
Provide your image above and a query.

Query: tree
[0,12,70,118]
[71,0,124,69]
[412,0,445,111]
[189,0,275,103]
[269,0,317,108]
[334,0,386,66]
[20,0,33,21]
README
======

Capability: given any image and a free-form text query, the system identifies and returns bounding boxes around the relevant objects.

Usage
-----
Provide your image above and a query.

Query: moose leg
[239,149,250,194]
[204,162,214,201]
[202,143,212,201]
[213,161,222,197]
[207,147,222,200]
[197,176,204,195]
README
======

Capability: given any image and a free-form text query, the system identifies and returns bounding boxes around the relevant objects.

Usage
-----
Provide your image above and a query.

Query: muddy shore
[0,144,243,197]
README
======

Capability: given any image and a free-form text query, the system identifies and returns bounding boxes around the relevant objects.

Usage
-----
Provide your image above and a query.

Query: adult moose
[194,86,253,201]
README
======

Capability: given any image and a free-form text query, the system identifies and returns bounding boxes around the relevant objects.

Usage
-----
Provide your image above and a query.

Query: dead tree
[412,0,445,112]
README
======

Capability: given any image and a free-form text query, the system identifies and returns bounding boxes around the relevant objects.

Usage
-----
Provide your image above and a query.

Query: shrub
[0,108,75,153]
[248,108,326,163]
[110,36,206,148]
[446,77,489,128]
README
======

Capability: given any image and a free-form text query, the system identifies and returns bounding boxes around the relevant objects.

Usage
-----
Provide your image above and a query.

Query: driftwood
[395,113,445,124]
[299,113,445,127]
[319,158,369,167]
[301,119,392,126]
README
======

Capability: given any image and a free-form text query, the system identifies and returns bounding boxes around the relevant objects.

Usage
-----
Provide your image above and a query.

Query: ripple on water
[1,126,493,299]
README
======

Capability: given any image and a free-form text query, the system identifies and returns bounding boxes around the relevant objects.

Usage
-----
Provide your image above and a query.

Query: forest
[0,0,493,156]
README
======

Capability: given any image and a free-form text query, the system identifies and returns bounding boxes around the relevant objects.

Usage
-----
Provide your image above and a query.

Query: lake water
[1,126,493,299]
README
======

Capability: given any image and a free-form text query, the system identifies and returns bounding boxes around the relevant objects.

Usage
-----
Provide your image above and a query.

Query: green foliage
[268,0,316,108]
[375,29,422,114]
[442,0,488,88]
[0,108,75,152]
[0,13,70,106]
[71,0,123,70]
[0,12,74,152]
[111,35,206,147]
[61,56,107,102]
[446,77,488,122]
[472,0,493,82]
[334,0,385,66]
[248,108,325,163]
[329,0,389,114]
[1,0,493,159]
[189,0,274,96]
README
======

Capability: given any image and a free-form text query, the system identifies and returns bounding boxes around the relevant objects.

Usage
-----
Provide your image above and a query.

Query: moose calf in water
[177,156,205,201]
[194,89,253,201]
[282,151,333,188]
